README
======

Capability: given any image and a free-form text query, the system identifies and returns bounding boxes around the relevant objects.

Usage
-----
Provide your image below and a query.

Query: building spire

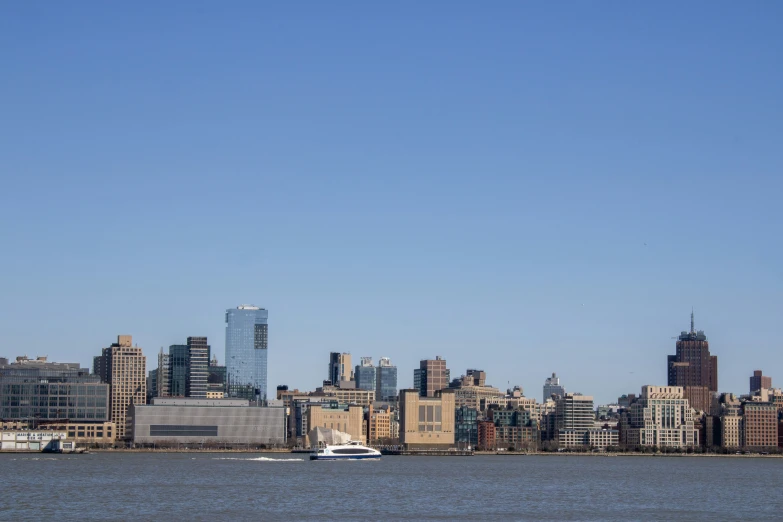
[690,308,695,333]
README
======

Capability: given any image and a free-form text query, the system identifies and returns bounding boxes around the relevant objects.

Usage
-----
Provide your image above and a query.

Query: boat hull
[310,454,381,461]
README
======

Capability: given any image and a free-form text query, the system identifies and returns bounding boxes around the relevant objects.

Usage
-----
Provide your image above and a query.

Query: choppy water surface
[1,453,781,521]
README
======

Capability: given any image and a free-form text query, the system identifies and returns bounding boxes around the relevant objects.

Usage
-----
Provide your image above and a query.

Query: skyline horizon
[2,306,771,406]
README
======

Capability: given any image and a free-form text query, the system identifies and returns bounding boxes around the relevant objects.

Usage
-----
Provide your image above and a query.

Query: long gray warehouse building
[127,399,286,445]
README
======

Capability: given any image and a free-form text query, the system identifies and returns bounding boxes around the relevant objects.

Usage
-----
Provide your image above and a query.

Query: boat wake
[212,457,303,462]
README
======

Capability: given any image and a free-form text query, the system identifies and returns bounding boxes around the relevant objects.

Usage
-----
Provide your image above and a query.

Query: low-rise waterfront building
[1,356,110,423]
[127,398,285,446]
[455,406,478,448]
[0,431,70,452]
[586,427,619,450]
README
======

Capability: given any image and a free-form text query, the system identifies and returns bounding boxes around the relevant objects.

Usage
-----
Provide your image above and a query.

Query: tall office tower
[667,311,718,413]
[208,355,227,396]
[750,370,772,394]
[543,372,565,401]
[94,335,146,440]
[225,305,269,401]
[328,352,353,384]
[414,356,449,397]
[355,357,376,392]
[168,344,188,397]
[376,357,398,402]
[186,336,210,398]
[155,348,170,398]
[554,393,595,448]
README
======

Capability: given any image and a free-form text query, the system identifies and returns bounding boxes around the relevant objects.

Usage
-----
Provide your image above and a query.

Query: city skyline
[0,308,773,405]
[1,3,781,406]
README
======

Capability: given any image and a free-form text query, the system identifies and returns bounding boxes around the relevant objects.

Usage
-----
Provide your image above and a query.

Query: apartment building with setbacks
[620,386,698,448]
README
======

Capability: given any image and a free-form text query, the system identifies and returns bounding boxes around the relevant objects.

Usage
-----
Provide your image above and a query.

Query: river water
[1,453,780,521]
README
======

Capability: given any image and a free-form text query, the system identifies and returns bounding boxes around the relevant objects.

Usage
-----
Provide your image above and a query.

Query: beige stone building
[311,385,374,406]
[94,335,146,440]
[40,422,116,445]
[721,415,741,448]
[621,385,698,448]
[452,385,504,411]
[399,389,455,449]
[368,407,392,442]
[306,404,365,444]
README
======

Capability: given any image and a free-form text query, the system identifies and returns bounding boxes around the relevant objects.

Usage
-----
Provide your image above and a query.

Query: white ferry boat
[310,440,382,461]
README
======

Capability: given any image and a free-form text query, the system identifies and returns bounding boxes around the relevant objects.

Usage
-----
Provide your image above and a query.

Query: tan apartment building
[399,389,455,449]
[721,415,741,448]
[452,385,504,411]
[94,335,147,440]
[312,385,375,406]
[328,352,353,384]
[306,404,365,444]
[368,407,392,442]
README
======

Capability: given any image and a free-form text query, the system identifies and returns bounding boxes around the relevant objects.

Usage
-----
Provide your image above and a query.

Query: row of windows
[149,425,218,437]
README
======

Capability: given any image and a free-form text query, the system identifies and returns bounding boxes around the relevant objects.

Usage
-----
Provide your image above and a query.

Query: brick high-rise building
[750,370,772,394]
[94,335,146,440]
[742,402,778,449]
[478,420,497,450]
[413,356,450,398]
[667,311,717,413]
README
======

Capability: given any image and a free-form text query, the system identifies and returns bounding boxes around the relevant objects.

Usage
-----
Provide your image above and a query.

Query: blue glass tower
[225,305,268,401]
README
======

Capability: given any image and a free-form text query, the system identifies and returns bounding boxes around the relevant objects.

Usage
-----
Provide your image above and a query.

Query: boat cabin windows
[330,447,374,455]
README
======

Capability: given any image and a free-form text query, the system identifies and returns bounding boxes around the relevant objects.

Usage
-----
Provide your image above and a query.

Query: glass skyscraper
[225,305,268,401]
[376,357,398,401]
[169,345,188,397]
[355,357,376,392]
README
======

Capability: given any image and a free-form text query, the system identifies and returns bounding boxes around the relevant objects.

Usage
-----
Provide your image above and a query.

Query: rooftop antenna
[690,308,695,334]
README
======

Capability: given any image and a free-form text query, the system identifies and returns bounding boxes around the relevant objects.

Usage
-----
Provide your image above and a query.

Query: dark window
[149,425,218,437]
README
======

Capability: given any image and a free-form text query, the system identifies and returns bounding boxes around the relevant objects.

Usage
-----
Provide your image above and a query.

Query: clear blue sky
[1,2,781,404]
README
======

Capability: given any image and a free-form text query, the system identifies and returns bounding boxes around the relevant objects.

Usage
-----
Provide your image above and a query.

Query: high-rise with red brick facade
[750,370,772,394]
[667,311,717,413]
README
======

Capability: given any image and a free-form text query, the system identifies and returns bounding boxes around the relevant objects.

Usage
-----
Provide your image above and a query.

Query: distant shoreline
[15,448,776,458]
[473,451,783,458]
